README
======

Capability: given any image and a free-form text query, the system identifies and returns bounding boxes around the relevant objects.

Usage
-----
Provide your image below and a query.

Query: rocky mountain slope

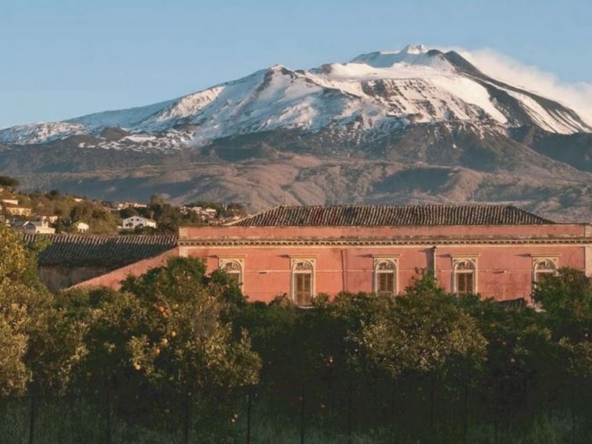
[2,45,592,222]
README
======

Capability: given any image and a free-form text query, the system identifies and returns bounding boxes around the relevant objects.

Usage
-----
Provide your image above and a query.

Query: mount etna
[2,45,592,221]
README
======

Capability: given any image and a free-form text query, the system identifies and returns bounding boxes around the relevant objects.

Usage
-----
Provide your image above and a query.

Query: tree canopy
[0,175,19,189]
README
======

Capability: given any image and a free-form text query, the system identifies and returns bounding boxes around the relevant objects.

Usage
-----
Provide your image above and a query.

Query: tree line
[2,222,592,442]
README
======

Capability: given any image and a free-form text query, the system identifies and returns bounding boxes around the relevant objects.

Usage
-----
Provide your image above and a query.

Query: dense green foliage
[2,231,592,442]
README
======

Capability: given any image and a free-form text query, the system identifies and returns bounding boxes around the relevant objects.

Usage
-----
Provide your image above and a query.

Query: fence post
[463,379,468,444]
[494,382,498,444]
[106,390,112,444]
[246,387,252,444]
[300,384,305,444]
[184,393,191,444]
[347,381,353,444]
[429,375,435,440]
[28,394,36,444]
[59,396,67,443]
[571,384,576,444]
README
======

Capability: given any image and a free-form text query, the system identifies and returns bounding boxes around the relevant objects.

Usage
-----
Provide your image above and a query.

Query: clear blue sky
[1,0,591,129]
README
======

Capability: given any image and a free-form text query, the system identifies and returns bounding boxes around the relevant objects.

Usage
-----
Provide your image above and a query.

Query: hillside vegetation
[1,179,246,234]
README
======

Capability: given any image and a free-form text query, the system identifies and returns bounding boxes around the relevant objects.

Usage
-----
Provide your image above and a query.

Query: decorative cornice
[179,237,592,247]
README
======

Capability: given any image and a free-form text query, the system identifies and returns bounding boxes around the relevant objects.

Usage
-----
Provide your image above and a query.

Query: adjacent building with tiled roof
[178,204,592,306]
[23,234,177,291]
[230,205,553,227]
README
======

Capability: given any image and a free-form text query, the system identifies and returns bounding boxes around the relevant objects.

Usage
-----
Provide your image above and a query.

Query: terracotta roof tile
[22,234,177,267]
[230,205,554,227]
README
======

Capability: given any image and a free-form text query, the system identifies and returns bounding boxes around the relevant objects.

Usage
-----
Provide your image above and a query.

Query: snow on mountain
[70,99,176,130]
[350,44,454,71]
[1,45,591,149]
[0,122,88,145]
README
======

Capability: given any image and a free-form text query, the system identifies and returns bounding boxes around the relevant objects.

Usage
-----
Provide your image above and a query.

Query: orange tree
[0,223,57,396]
[533,268,592,431]
[67,257,260,434]
[356,271,486,379]
[350,271,487,437]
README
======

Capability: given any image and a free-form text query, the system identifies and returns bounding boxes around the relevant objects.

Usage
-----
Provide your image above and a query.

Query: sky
[1,0,591,129]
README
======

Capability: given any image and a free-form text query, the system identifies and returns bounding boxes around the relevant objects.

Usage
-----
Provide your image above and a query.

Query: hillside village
[0,175,247,235]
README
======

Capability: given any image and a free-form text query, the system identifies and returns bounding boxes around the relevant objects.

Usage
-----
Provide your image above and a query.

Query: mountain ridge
[2,46,590,147]
[2,45,592,222]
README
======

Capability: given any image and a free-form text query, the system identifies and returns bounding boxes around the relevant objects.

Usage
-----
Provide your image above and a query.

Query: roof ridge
[231,204,554,227]
[263,203,526,209]
[225,204,286,226]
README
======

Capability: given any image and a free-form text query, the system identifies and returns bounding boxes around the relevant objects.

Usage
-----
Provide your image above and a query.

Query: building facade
[122,216,157,230]
[178,205,592,305]
[23,220,56,234]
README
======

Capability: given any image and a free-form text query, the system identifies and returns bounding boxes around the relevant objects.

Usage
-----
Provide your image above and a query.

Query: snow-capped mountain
[3,45,592,222]
[1,45,590,150]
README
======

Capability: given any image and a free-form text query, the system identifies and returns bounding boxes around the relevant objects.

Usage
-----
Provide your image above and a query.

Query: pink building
[179,205,592,305]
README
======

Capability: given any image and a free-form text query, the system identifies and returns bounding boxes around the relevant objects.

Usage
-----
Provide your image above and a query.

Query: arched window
[533,258,557,285]
[453,258,477,296]
[374,259,397,296]
[292,260,315,307]
[219,259,243,288]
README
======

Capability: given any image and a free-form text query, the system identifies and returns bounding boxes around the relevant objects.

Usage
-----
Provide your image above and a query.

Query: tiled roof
[22,234,178,267]
[230,205,554,227]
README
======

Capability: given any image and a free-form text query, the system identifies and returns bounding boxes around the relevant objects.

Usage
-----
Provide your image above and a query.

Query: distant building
[1,198,19,206]
[23,220,56,234]
[187,206,218,221]
[73,221,90,233]
[115,201,148,210]
[38,215,59,223]
[9,219,27,230]
[1,199,32,217]
[122,216,157,230]
[4,203,33,217]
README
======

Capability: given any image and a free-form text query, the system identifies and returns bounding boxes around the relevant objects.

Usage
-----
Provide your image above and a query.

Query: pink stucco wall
[70,224,592,304]
[181,224,590,303]
[72,249,177,290]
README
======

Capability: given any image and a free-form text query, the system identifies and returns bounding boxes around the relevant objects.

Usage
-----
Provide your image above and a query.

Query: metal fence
[1,378,591,444]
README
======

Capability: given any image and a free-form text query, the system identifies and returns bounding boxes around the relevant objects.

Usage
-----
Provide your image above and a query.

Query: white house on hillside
[122,216,157,230]
[74,221,90,233]
[2,202,32,217]
[22,220,56,234]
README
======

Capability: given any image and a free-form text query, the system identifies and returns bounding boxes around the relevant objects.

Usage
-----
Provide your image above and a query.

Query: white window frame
[218,258,244,290]
[532,257,558,286]
[291,258,315,307]
[373,258,399,296]
[452,257,478,296]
